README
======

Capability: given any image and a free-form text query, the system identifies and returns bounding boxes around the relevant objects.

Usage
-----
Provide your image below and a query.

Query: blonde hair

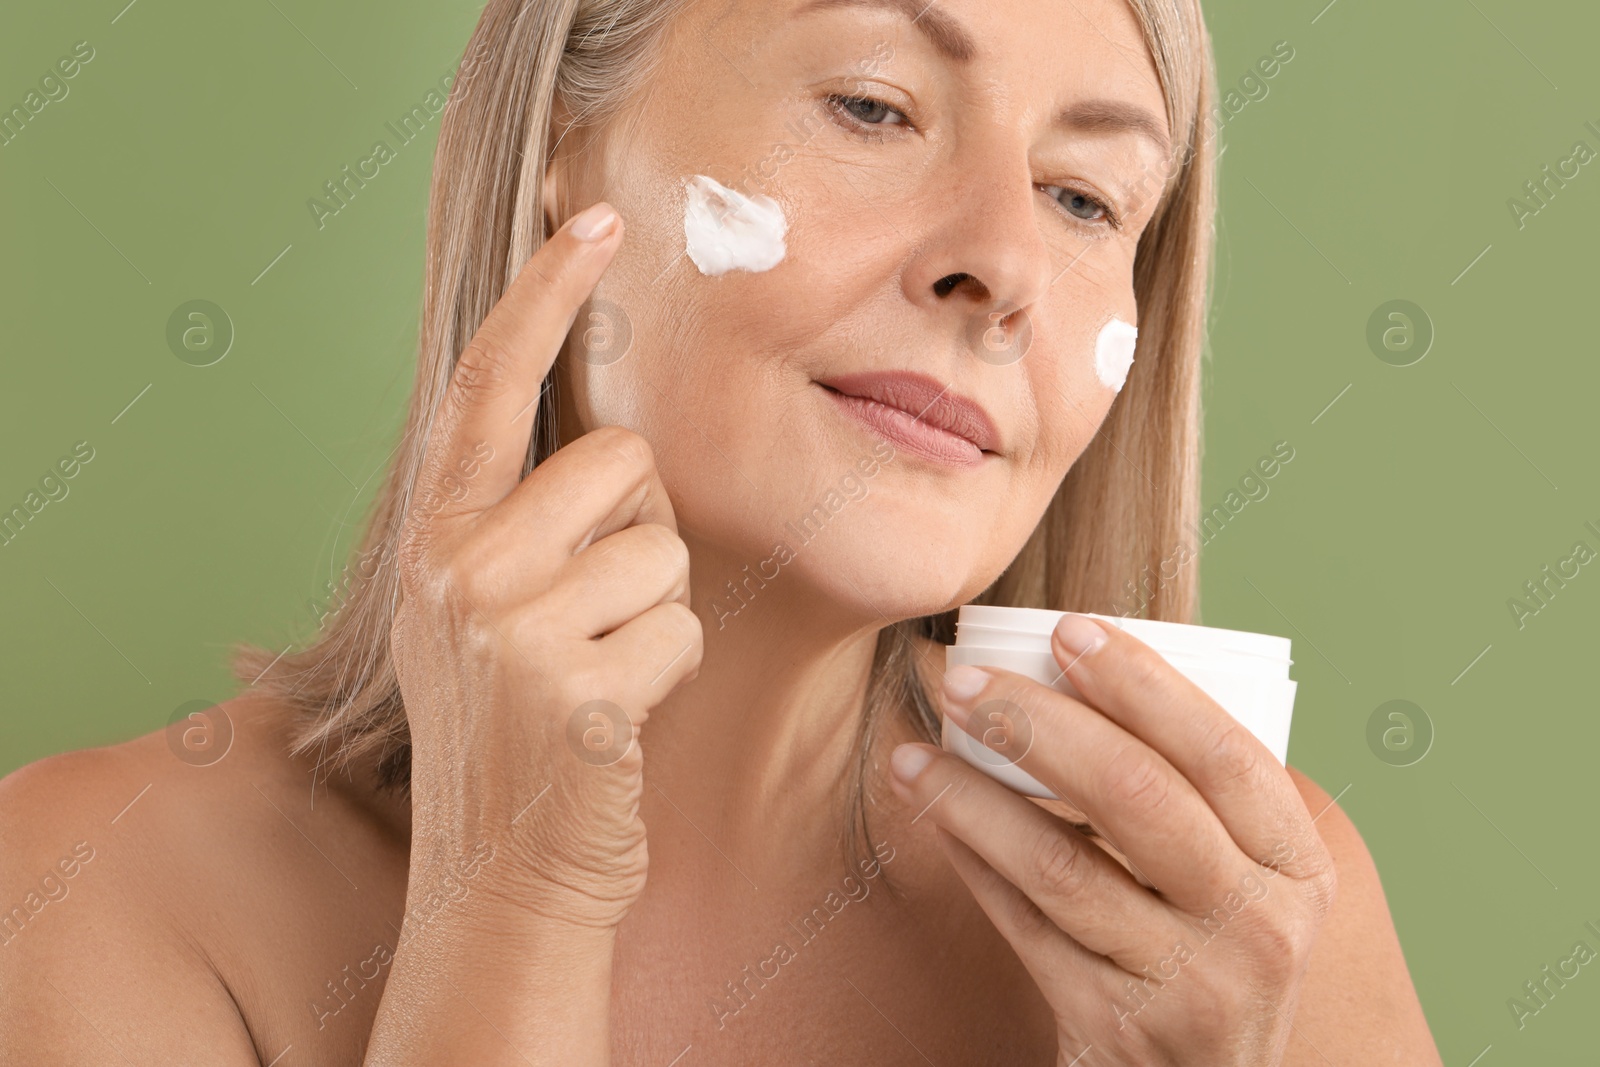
[232,0,1218,854]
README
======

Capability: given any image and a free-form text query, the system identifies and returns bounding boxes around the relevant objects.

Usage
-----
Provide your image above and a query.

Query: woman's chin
[798,539,987,626]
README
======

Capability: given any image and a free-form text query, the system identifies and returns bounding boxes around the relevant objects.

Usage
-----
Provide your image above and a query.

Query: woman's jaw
[537,0,1170,841]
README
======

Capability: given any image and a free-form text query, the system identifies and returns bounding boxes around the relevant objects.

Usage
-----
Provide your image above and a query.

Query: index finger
[416,200,624,523]
[1046,614,1326,880]
[944,663,1240,909]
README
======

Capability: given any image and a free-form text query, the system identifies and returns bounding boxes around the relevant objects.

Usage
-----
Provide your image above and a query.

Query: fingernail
[891,744,935,783]
[1054,613,1107,658]
[571,202,618,241]
[942,665,989,705]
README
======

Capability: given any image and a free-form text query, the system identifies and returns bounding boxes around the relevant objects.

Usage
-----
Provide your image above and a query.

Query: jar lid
[955,604,1291,663]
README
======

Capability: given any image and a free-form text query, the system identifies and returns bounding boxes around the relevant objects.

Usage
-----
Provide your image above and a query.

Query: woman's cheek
[1091,315,1140,393]
[1026,330,1121,473]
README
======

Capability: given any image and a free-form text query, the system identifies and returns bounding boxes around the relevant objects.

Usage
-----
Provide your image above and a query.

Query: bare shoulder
[1281,765,1443,1064]
[0,694,410,1064]
[1286,765,1361,856]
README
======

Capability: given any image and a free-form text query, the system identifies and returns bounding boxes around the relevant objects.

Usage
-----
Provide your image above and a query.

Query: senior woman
[0,0,1442,1062]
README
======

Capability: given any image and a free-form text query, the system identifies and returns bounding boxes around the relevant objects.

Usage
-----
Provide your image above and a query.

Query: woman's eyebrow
[793,0,1170,157]
[795,0,978,63]
[1057,98,1171,158]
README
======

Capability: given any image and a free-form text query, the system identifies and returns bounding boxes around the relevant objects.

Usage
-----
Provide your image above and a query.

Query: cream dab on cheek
[682,174,787,275]
[1094,317,1139,392]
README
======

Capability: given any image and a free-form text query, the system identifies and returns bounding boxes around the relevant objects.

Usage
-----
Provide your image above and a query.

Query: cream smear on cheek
[1094,317,1139,392]
[682,174,787,275]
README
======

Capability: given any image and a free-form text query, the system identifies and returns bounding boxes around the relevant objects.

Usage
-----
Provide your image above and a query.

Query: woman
[0,0,1443,1062]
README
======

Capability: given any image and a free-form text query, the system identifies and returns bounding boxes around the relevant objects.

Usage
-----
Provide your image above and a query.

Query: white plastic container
[942,605,1297,799]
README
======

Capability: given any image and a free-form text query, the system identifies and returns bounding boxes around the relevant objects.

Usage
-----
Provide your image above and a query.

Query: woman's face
[555,0,1173,622]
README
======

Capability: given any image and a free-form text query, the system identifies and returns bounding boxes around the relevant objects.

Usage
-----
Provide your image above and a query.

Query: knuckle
[507,597,560,649]
[1300,849,1339,918]
[411,565,452,615]
[1202,721,1265,793]
[1123,642,1173,696]
[999,876,1058,943]
[1184,966,1251,1028]
[395,532,454,609]
[659,600,703,646]
[1102,746,1173,819]
[452,333,516,400]
[1252,912,1318,977]
[460,614,501,659]
[650,604,704,683]
[442,549,493,608]
[637,522,689,574]
[589,424,655,472]
[1029,828,1095,902]
[556,664,611,709]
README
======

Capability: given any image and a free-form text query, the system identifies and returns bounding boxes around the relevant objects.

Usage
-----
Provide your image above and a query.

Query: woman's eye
[1041,184,1121,231]
[826,93,908,133]
[824,96,1120,233]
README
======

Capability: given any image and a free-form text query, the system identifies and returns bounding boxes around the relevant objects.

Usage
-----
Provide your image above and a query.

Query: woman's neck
[339,535,938,883]
[641,535,927,880]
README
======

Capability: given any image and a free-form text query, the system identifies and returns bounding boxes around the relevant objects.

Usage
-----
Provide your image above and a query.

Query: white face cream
[1094,317,1139,392]
[682,174,787,276]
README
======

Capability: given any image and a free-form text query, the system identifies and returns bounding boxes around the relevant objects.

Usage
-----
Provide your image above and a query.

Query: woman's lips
[816,372,999,469]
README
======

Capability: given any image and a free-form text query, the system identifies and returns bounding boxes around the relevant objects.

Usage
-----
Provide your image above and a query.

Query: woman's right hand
[388,199,702,933]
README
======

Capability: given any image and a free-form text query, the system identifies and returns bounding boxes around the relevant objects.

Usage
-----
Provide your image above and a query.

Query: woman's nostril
[933,272,971,297]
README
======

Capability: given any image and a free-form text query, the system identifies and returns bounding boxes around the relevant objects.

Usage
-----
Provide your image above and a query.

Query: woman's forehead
[664,0,1171,148]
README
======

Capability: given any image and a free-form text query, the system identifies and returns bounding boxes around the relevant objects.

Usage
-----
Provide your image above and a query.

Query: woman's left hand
[889,613,1338,1066]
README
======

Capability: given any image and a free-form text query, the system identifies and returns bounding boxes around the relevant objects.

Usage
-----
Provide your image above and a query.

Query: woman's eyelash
[824,92,1124,233]
[823,92,910,139]
[1040,185,1124,232]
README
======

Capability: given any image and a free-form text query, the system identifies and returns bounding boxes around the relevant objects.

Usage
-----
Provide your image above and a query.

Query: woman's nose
[903,156,1058,324]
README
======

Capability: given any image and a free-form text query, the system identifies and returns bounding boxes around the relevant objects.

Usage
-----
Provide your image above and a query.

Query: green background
[2,0,1595,1058]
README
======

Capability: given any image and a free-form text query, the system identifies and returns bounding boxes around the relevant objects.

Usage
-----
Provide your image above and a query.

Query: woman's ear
[541,93,577,239]
[541,164,560,240]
